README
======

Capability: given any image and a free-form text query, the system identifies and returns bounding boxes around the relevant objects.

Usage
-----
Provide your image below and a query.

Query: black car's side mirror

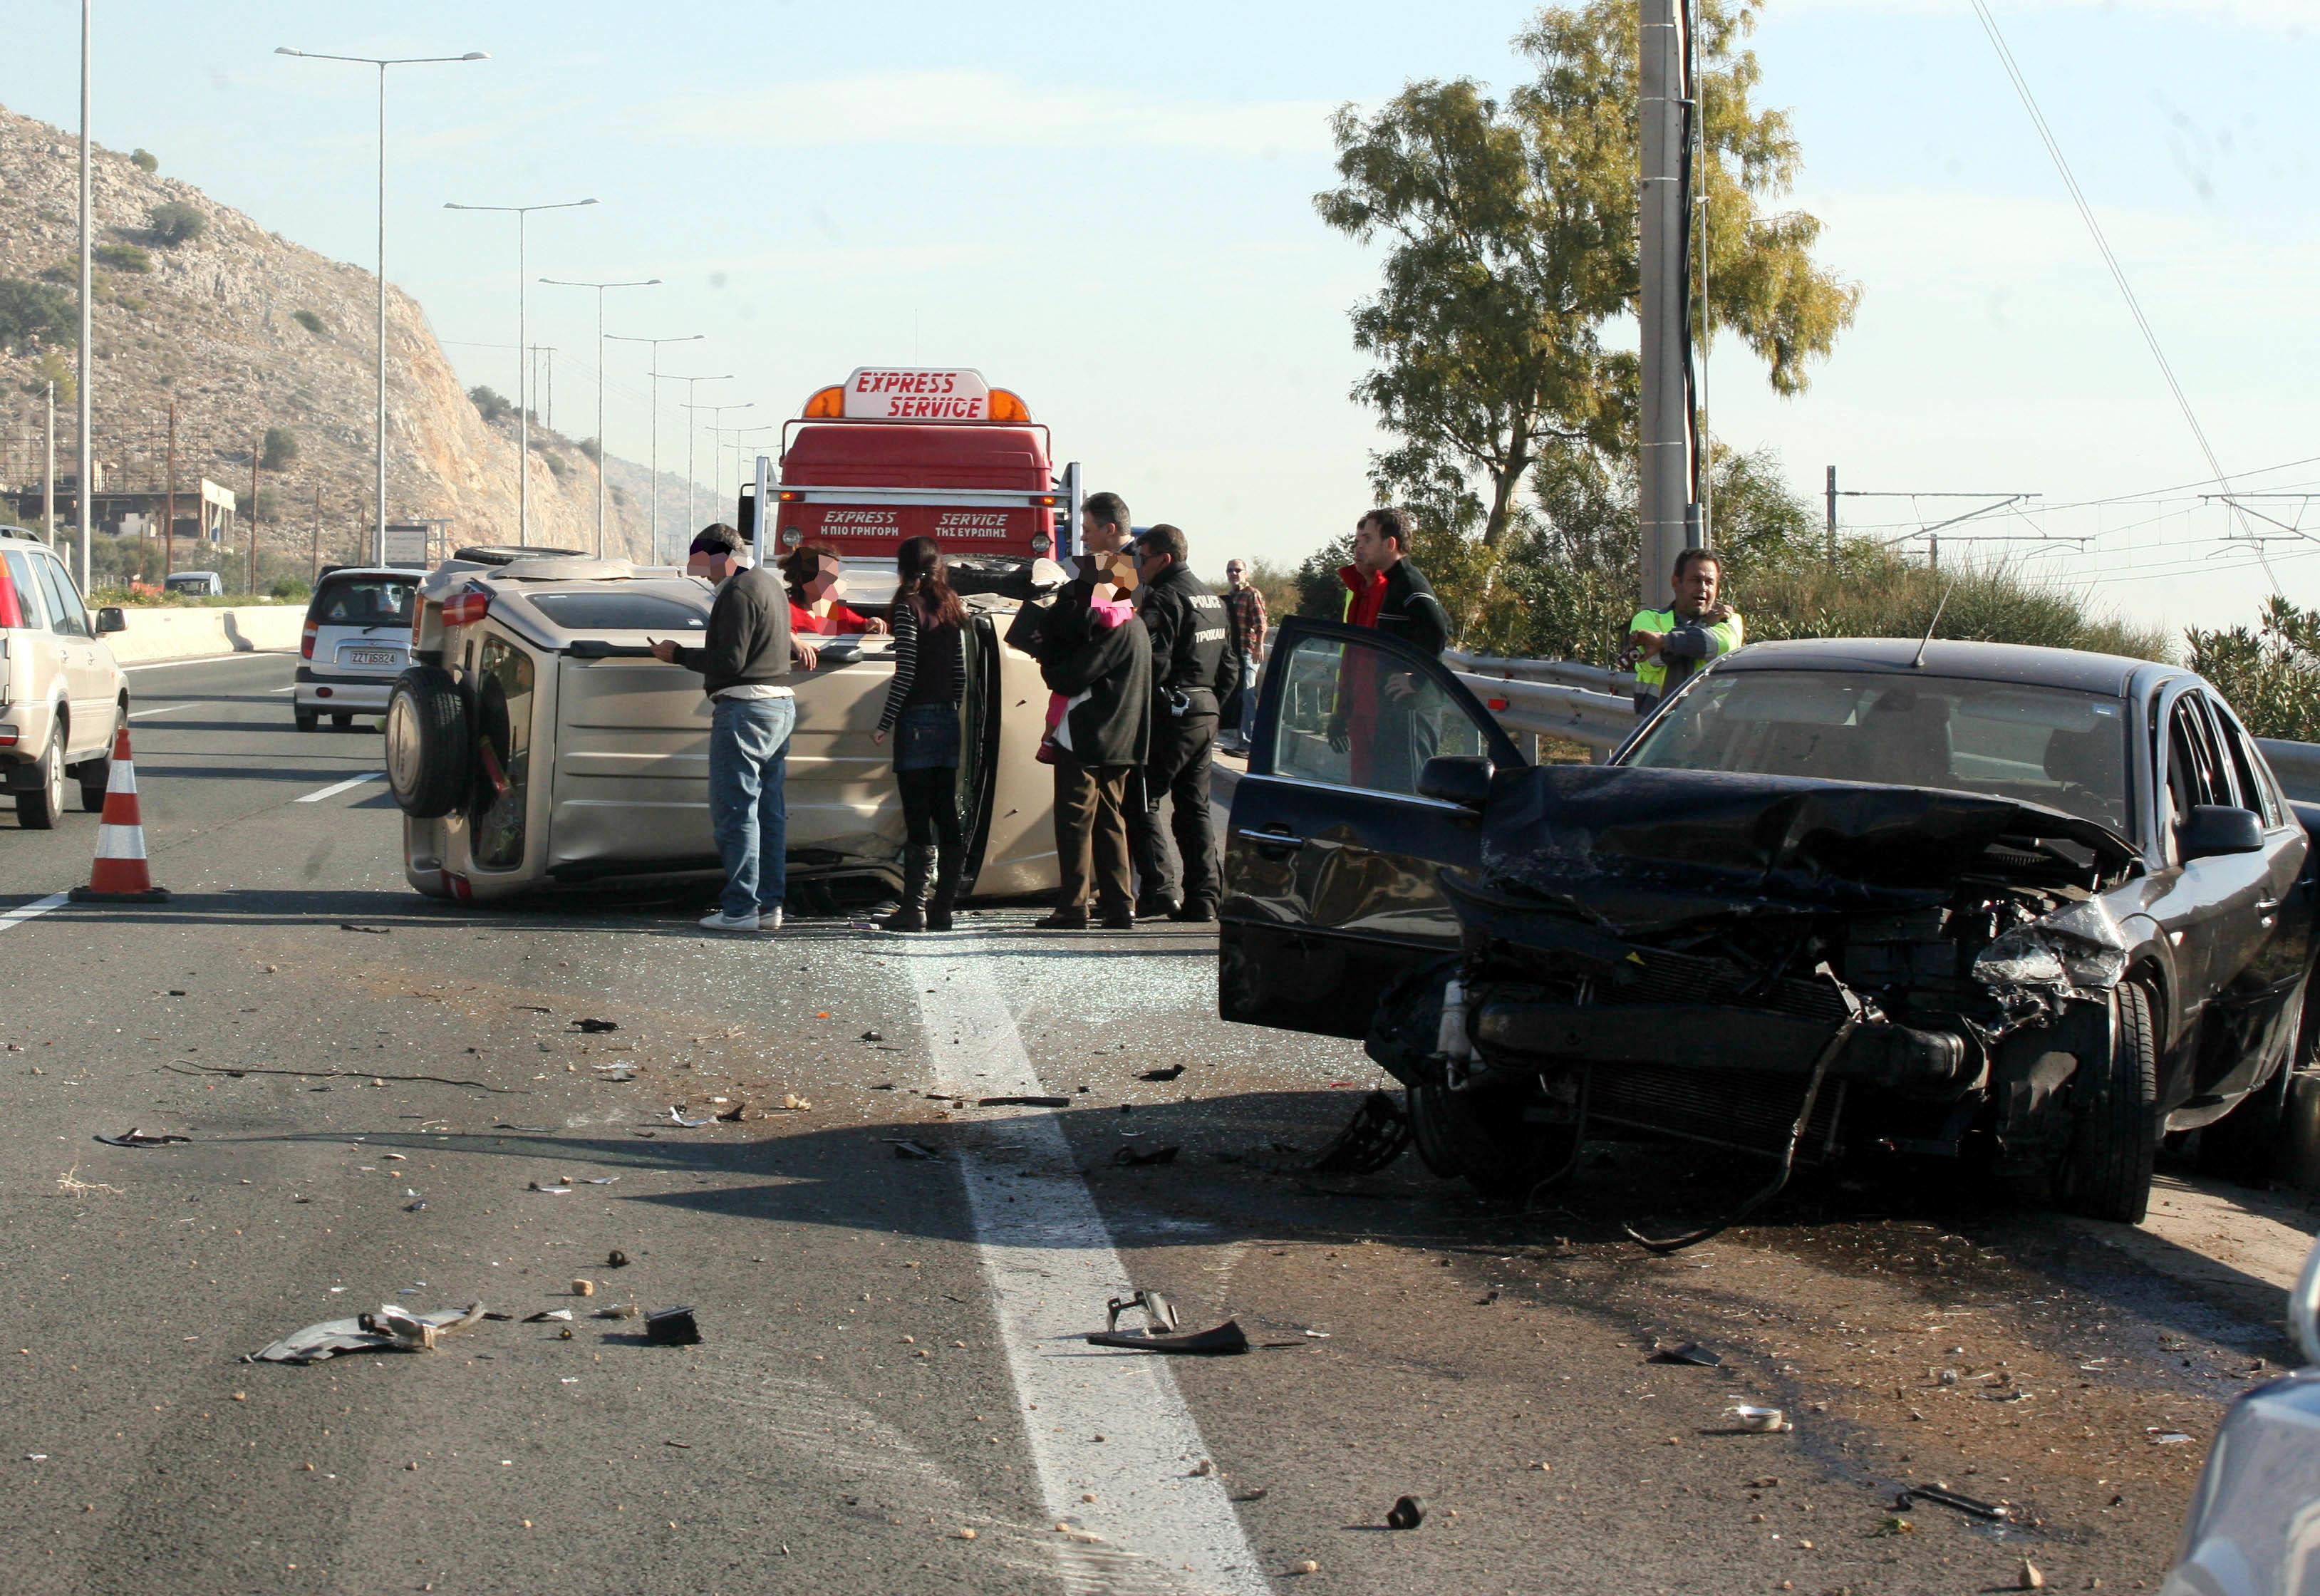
[1418,755,1492,809]
[95,606,126,634]
[2178,803,2264,860]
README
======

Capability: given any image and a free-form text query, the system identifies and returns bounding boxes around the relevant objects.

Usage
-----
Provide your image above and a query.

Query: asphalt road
[0,649,2309,1595]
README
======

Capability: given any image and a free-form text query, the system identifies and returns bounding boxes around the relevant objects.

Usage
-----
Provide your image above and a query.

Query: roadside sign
[382,523,432,568]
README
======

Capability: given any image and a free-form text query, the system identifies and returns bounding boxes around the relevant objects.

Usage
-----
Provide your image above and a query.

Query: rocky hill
[0,102,705,566]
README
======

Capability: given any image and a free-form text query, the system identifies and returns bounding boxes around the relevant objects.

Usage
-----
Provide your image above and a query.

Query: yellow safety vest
[1632,605,1743,698]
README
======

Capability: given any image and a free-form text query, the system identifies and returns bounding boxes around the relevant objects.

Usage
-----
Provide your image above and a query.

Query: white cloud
[650,69,1342,155]
[1770,0,2310,25]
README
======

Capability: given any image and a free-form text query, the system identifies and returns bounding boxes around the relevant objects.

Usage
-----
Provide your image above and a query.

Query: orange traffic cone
[69,725,170,904]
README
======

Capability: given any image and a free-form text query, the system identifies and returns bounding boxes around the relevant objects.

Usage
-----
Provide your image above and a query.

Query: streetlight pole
[77,0,91,588]
[444,197,596,547]
[541,276,659,557]
[679,401,755,531]
[276,45,487,564]
[665,374,734,539]
[714,425,776,538]
[606,332,703,564]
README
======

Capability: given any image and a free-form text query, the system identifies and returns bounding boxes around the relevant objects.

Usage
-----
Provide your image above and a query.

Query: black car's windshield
[1624,670,2131,834]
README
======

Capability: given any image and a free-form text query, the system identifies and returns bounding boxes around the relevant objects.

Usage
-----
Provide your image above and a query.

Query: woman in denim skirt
[871,537,968,931]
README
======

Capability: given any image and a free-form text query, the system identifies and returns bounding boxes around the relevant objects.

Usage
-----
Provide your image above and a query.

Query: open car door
[1220,616,1526,1038]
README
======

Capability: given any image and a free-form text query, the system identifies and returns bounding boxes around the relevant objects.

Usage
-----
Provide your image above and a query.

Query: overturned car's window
[1625,671,2130,832]
[527,593,707,631]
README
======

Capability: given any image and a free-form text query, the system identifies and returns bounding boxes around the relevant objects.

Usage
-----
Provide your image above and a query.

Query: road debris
[888,1139,941,1160]
[1112,1144,1180,1167]
[645,1306,702,1345]
[93,1129,189,1147]
[248,1302,486,1364]
[591,1064,637,1082]
[337,923,391,935]
[1138,1064,1185,1082]
[527,1181,573,1195]
[1893,1484,2011,1522]
[1310,1089,1412,1176]
[571,1018,620,1033]
[55,1165,123,1196]
[860,1030,883,1042]
[1728,1406,1791,1433]
[572,1279,596,1297]
[2019,1558,2046,1590]
[171,1062,519,1092]
[1649,1342,1723,1367]
[980,1096,1070,1108]
[779,1094,812,1111]
[1107,1290,1179,1335]
[1386,1496,1427,1530]
[2148,1429,2195,1445]
[592,1304,640,1320]
[1087,1320,1250,1356]
[715,1103,747,1122]
[665,1108,715,1127]
[524,1310,574,1323]
[606,1250,630,1269]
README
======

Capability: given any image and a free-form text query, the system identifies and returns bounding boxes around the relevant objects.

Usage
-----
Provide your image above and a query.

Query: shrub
[130,148,157,173]
[269,576,310,603]
[147,200,206,247]
[578,437,601,462]
[2186,598,2320,742]
[261,427,299,471]
[0,278,76,350]
[543,452,569,477]
[94,243,150,273]
[469,385,513,424]
[291,309,326,336]
[34,348,74,403]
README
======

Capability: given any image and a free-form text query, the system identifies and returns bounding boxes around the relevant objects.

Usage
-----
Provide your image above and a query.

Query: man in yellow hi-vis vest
[1625,547,1741,715]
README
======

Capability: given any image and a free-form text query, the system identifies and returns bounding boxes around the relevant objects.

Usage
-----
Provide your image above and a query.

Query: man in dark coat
[1127,524,1239,921]
[1035,551,1151,931]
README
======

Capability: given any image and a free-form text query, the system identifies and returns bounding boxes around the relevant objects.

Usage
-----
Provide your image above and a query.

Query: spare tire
[385,665,472,819]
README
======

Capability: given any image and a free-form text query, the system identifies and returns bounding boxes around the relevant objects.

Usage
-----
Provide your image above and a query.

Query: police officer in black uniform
[1127,524,1241,922]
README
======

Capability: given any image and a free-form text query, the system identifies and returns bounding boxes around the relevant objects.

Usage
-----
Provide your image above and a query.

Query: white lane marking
[127,703,190,719]
[296,772,385,803]
[911,945,1269,1596]
[268,685,299,695]
[123,651,294,672]
[0,893,71,932]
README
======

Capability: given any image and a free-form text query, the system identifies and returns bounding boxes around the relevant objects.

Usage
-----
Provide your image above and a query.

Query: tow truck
[737,367,1080,572]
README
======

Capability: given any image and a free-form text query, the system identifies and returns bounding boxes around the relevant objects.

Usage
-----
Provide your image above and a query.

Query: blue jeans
[1238,654,1261,745]
[708,694,794,919]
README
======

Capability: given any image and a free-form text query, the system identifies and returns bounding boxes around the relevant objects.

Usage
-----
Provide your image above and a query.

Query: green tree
[1316,0,1859,552]
[147,200,206,247]
[94,242,151,273]
[291,309,326,336]
[34,348,75,403]
[261,427,299,471]
[470,385,514,424]
[130,148,158,173]
[0,278,76,351]
[2187,598,2320,742]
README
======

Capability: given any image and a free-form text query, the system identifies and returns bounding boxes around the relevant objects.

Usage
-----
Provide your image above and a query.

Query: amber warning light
[802,368,1030,424]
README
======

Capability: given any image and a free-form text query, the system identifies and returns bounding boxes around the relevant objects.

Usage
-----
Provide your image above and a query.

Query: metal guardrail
[2260,739,2320,806]
[1455,670,1637,752]
[1444,648,1636,697]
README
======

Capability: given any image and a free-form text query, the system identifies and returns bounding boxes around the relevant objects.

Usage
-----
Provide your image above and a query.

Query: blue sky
[10,0,2316,633]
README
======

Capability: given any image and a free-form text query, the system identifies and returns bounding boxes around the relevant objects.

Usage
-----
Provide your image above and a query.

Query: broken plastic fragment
[1112,1144,1180,1167]
[646,1306,702,1345]
[93,1129,190,1148]
[1893,1484,2010,1521]
[247,1302,485,1364]
[1648,1342,1723,1367]
[888,1139,941,1161]
[523,1310,574,1323]
[571,1018,620,1034]
[1386,1496,1426,1530]
[1106,1290,1179,1335]
[979,1096,1070,1109]
[1087,1320,1250,1356]
[1728,1406,1790,1433]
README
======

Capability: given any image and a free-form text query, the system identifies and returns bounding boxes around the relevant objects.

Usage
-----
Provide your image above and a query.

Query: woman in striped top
[871,537,968,931]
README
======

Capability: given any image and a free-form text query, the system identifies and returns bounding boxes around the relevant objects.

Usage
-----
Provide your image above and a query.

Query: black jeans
[1131,709,1219,909]
[897,764,963,855]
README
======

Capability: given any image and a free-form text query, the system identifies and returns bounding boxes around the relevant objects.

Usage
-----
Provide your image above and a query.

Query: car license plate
[343,648,401,668]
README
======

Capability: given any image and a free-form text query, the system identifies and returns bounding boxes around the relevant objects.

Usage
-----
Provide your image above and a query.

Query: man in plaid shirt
[1218,559,1267,755]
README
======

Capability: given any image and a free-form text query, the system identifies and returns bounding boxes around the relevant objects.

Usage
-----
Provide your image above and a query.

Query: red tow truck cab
[741,368,1080,563]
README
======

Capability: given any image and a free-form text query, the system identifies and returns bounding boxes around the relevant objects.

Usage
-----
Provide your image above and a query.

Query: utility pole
[42,380,56,544]
[1825,465,1836,567]
[164,400,176,581]
[248,438,260,595]
[76,0,93,590]
[1637,0,1696,612]
[311,483,321,581]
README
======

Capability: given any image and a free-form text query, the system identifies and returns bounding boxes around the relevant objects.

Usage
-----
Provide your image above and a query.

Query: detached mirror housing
[2179,803,2263,860]
[1418,755,1492,810]
[95,606,126,634]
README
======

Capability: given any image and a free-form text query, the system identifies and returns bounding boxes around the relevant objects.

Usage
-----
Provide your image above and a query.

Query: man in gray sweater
[651,525,819,931]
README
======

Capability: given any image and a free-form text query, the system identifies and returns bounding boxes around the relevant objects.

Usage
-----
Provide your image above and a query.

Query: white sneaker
[758,907,784,932]
[698,909,760,932]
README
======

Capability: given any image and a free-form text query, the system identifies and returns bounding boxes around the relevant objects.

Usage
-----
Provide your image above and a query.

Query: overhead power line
[1967,0,2277,593]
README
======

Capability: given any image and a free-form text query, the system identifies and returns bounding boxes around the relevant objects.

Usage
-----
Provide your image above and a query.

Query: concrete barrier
[103,604,304,665]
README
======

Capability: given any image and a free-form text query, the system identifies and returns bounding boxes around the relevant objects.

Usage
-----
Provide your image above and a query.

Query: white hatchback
[0,526,130,826]
[296,567,420,732]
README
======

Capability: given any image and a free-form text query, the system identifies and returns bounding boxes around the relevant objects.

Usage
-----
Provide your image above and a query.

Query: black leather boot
[926,846,962,931]
[882,846,936,932]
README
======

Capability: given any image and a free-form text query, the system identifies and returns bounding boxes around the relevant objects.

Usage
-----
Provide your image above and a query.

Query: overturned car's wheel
[1409,1082,1580,1202]
[2056,981,2159,1223]
[384,665,472,820]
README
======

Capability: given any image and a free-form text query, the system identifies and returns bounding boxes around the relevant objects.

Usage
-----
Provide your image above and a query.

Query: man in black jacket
[1035,555,1150,931]
[650,525,819,933]
[1128,524,1239,921]
[1329,507,1452,793]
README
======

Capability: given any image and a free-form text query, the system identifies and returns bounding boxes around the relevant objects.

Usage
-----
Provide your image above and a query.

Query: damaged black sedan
[1222,624,2317,1230]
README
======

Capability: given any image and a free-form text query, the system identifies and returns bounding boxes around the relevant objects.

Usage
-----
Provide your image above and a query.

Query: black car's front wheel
[2056,981,2160,1223]
[1409,1079,1580,1201]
